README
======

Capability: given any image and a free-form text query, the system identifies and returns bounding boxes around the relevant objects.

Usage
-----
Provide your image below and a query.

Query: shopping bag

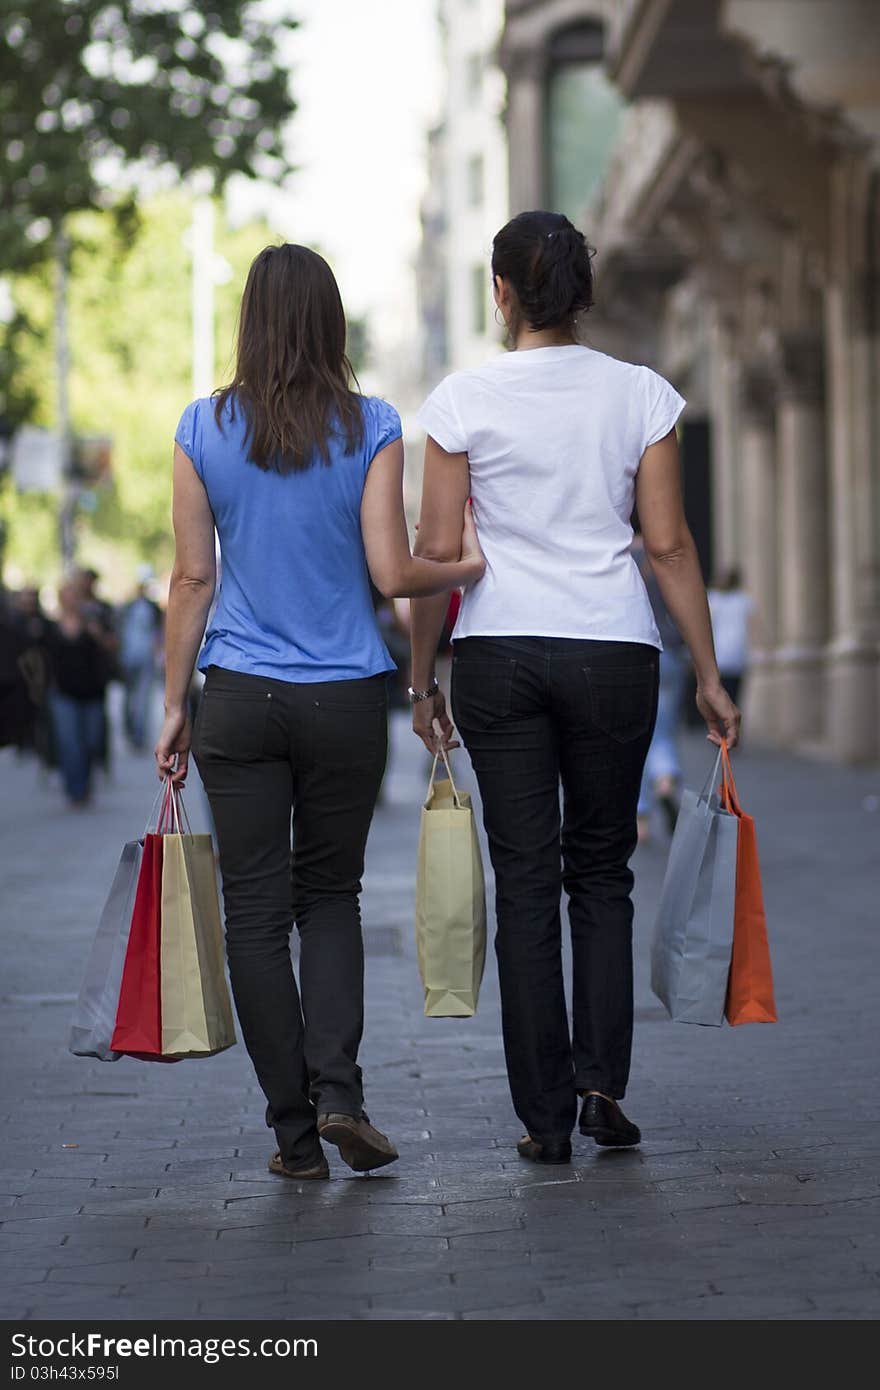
[651,748,739,1025]
[109,831,164,1055]
[160,814,236,1058]
[720,744,777,1025]
[415,747,486,1017]
[68,839,143,1061]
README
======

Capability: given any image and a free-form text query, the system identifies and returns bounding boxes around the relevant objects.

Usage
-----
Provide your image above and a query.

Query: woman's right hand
[697,678,741,750]
[460,500,485,583]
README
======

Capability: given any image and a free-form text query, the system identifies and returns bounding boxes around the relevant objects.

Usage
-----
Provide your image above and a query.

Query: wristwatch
[408,677,439,704]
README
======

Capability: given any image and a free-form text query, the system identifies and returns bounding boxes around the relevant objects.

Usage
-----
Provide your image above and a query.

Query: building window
[471,264,488,336]
[466,53,483,105]
[546,21,624,223]
[467,153,484,207]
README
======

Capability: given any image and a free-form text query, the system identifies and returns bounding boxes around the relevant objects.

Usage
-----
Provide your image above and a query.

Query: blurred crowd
[0,566,164,807]
[1,566,749,823]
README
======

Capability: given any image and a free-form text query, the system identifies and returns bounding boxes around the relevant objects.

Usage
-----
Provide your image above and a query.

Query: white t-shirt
[417,345,685,648]
[708,590,754,674]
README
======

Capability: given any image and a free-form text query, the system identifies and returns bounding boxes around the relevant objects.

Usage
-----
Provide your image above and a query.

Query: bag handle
[148,778,194,836]
[699,746,724,804]
[719,740,742,816]
[426,744,463,809]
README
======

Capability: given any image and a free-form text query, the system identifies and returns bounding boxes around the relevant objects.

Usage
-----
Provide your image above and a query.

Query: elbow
[170,569,215,599]
[370,565,404,600]
[413,535,459,564]
[644,531,693,568]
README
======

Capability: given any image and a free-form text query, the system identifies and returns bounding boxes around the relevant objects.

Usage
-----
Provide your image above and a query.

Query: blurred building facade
[418,0,509,383]
[501,0,880,764]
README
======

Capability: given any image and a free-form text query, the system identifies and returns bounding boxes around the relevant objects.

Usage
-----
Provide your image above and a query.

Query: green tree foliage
[0,195,280,586]
[0,0,297,266]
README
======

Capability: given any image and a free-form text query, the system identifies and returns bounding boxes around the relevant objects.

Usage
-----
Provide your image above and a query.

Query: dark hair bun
[491,211,594,331]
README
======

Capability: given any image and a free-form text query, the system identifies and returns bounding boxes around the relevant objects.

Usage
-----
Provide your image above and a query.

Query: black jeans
[452,637,659,1143]
[192,665,388,1165]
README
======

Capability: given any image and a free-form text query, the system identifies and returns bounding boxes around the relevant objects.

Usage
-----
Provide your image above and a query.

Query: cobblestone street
[1,710,878,1321]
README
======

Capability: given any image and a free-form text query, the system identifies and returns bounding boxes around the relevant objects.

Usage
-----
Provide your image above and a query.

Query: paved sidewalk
[1,712,879,1321]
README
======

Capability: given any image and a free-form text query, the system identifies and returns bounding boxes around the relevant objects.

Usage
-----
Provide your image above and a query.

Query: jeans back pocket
[452,658,516,731]
[193,688,272,762]
[584,663,658,744]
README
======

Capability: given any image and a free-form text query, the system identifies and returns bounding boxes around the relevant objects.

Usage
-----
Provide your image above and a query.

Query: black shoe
[578,1094,641,1148]
[516,1135,572,1165]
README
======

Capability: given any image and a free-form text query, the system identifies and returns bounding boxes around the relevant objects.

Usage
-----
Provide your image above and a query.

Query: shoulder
[174,396,214,454]
[586,351,666,391]
[361,395,401,434]
[360,395,402,458]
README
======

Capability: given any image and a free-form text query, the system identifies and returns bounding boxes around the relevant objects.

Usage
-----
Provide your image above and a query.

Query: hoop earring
[494,306,503,327]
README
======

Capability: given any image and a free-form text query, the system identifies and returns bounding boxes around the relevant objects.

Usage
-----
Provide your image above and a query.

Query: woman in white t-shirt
[409,210,739,1165]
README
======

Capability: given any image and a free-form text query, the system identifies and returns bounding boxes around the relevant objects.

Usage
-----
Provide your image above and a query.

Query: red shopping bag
[720,743,778,1025]
[110,832,165,1056]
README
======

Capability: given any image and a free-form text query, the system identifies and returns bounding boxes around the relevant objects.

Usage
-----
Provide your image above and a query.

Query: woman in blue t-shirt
[156,244,483,1180]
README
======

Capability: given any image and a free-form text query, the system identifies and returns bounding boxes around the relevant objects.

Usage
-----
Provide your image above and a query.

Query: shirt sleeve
[642,369,686,451]
[369,398,403,457]
[416,375,468,454]
[174,400,204,478]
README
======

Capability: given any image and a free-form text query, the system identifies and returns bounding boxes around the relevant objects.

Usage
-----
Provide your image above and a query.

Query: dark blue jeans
[452,636,659,1143]
[48,691,105,803]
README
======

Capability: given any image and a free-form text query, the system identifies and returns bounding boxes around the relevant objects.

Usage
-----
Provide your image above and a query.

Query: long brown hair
[214,243,364,472]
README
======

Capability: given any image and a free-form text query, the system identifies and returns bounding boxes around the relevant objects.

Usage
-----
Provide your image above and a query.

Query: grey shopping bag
[68,838,143,1060]
[650,749,739,1026]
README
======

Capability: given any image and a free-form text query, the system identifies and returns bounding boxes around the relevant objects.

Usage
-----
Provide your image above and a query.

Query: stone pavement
[1,707,879,1322]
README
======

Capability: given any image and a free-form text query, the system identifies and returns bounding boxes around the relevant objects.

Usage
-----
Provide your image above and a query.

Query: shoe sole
[318,1119,399,1173]
[268,1156,329,1180]
[580,1126,641,1148]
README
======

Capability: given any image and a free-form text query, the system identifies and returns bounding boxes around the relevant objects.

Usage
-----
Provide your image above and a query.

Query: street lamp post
[191,177,216,399]
[55,226,77,568]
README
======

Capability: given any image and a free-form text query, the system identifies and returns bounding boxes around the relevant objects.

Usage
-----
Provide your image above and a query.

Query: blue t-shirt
[174,393,401,683]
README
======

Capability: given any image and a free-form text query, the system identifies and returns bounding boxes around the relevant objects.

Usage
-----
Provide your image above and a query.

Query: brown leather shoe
[317,1111,399,1172]
[268,1150,329,1180]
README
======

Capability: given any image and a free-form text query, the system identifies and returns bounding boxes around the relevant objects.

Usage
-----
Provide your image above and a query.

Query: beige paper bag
[160,833,236,1057]
[415,749,486,1017]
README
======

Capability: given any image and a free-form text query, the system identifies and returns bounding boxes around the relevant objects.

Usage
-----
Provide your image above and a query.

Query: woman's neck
[513,325,578,351]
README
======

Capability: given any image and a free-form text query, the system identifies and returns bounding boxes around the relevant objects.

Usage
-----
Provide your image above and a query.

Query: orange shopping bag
[719,742,777,1025]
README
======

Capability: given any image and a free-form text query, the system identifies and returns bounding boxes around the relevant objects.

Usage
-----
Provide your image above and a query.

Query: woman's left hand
[155,707,191,785]
[412,690,460,755]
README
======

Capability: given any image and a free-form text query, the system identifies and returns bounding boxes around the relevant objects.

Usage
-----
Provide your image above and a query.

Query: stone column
[503,48,546,213]
[775,331,829,746]
[824,156,879,763]
[739,366,778,743]
[708,308,742,579]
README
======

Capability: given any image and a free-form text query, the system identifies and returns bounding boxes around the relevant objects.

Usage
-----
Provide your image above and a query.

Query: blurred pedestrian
[45,580,108,806]
[634,537,687,843]
[4,587,51,759]
[0,595,44,750]
[708,569,754,708]
[10,586,51,645]
[73,567,117,771]
[118,565,163,751]
[155,243,483,1180]
[410,210,740,1165]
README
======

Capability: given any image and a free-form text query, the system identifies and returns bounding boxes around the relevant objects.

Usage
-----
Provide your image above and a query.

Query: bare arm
[154,444,217,783]
[636,430,741,748]
[361,438,482,598]
[410,436,473,751]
